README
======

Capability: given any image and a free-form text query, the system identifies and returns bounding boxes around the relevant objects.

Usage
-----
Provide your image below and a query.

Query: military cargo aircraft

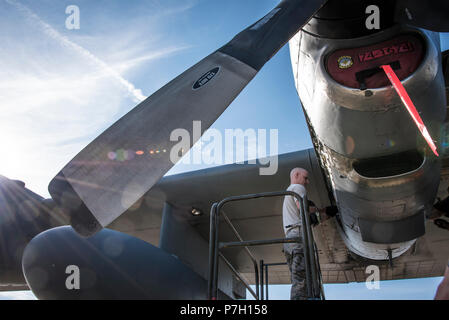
[1,0,449,299]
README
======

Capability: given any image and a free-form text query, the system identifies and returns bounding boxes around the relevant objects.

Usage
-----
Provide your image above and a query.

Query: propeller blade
[395,0,449,32]
[49,0,327,237]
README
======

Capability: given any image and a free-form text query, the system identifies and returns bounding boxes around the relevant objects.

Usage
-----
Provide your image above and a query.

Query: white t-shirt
[282,184,306,236]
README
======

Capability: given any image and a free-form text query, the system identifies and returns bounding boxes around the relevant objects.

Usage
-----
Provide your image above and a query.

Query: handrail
[221,211,258,263]
[207,203,260,300]
[219,252,258,300]
[313,241,326,300]
[262,262,288,300]
[220,237,301,248]
[221,210,261,298]
[207,190,322,300]
[301,196,319,297]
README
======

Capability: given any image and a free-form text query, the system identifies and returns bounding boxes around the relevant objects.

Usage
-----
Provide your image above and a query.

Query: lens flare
[107,152,117,160]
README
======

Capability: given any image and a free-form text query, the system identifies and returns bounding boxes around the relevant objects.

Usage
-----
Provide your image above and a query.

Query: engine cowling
[0,176,63,286]
[22,226,212,299]
[290,25,446,260]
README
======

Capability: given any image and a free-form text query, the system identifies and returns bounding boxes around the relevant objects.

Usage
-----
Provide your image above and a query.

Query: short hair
[290,167,308,182]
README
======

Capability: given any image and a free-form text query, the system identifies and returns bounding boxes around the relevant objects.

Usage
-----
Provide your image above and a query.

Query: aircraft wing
[1,147,448,293]
[0,284,29,292]
[106,148,449,285]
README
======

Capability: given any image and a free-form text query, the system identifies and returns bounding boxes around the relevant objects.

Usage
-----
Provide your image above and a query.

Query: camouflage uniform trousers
[283,227,308,300]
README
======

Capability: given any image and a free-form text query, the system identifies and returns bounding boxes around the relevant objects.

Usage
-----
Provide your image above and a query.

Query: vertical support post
[297,197,313,299]
[303,196,318,298]
[208,203,217,300]
[265,264,269,300]
[313,241,325,300]
[213,209,220,299]
[259,260,264,300]
[254,262,260,300]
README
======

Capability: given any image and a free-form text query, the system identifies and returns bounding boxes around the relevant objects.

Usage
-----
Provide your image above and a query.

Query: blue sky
[0,0,310,195]
[251,276,444,300]
[0,0,447,299]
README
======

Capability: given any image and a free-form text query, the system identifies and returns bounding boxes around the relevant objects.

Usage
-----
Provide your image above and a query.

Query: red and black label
[326,34,424,89]
[358,41,414,63]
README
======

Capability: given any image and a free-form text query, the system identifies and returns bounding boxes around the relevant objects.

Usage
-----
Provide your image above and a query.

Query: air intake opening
[353,150,424,178]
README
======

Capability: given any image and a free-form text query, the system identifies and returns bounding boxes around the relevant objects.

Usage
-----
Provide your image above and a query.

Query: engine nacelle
[0,176,64,286]
[22,226,216,299]
[290,25,446,260]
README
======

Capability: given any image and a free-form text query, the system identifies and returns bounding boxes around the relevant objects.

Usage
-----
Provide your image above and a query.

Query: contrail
[6,0,147,103]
